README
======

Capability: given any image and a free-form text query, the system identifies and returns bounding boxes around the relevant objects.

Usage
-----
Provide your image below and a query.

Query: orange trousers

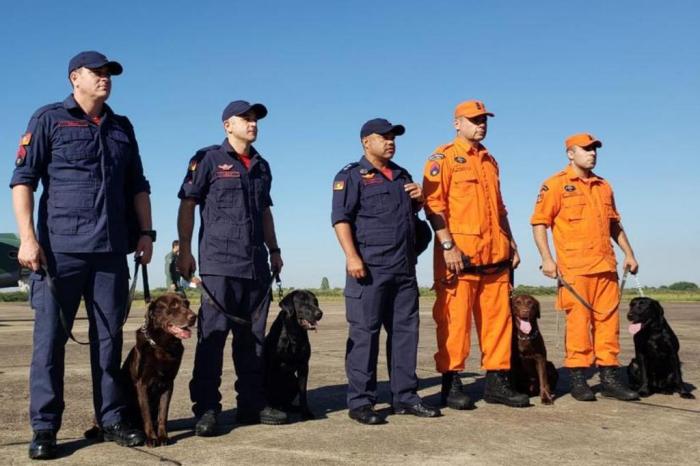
[433,270,512,373]
[556,271,620,368]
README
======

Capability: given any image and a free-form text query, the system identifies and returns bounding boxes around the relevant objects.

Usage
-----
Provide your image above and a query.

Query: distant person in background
[165,240,182,291]
[531,132,639,402]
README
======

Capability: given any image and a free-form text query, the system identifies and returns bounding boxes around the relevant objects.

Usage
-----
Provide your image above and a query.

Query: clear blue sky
[1,1,698,289]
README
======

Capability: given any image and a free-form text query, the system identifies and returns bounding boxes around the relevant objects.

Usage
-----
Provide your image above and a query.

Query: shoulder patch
[333,180,345,191]
[540,184,549,192]
[429,162,440,177]
[188,148,212,172]
[428,153,445,161]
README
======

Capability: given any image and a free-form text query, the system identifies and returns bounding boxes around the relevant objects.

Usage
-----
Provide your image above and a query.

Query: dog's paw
[540,392,555,405]
[146,437,163,448]
[680,392,695,399]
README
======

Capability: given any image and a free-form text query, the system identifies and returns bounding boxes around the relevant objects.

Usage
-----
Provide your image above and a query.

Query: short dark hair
[172,240,179,248]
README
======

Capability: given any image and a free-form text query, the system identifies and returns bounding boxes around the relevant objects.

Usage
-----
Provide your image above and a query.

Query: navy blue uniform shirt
[9,95,150,253]
[331,157,418,275]
[178,140,273,279]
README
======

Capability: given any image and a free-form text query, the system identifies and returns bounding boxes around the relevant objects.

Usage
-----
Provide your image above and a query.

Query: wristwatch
[140,230,157,242]
[441,240,454,251]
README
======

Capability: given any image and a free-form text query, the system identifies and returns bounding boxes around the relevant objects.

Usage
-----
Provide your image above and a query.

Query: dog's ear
[279,292,296,318]
[145,299,158,325]
[653,299,664,319]
[534,299,541,319]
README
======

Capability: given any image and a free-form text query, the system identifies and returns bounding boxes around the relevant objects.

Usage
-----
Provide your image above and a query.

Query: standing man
[423,100,529,409]
[531,133,639,402]
[165,240,182,291]
[332,118,441,425]
[177,100,287,435]
[10,51,153,459]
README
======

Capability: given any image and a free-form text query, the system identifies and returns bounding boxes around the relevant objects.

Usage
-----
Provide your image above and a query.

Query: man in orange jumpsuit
[423,100,529,409]
[531,133,639,402]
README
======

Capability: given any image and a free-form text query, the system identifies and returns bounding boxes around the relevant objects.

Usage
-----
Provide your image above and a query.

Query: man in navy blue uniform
[177,100,286,435]
[331,118,441,425]
[10,51,153,459]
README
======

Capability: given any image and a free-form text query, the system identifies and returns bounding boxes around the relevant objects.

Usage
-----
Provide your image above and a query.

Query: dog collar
[517,329,540,341]
[140,325,158,348]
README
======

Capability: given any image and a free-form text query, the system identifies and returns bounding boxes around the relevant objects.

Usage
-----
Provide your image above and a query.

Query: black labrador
[264,290,323,419]
[627,297,694,399]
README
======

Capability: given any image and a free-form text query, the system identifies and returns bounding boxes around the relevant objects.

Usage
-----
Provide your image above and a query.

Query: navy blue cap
[221,100,268,121]
[360,118,405,139]
[68,51,123,76]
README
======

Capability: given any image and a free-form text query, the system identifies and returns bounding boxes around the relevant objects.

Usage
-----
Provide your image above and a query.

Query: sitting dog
[510,294,558,404]
[85,293,196,446]
[264,290,323,419]
[627,297,694,399]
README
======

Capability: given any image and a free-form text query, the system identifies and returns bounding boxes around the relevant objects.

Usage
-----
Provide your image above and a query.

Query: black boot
[102,422,145,447]
[195,409,218,436]
[569,368,596,401]
[28,430,57,460]
[441,372,474,410]
[237,406,288,425]
[483,371,530,407]
[599,366,639,401]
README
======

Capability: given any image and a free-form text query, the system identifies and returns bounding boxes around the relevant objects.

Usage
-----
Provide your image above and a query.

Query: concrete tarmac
[0,296,698,465]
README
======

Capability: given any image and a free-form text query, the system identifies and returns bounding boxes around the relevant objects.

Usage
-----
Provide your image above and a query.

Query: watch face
[442,241,453,250]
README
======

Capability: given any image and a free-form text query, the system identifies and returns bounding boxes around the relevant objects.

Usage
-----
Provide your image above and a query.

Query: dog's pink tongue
[628,323,642,335]
[518,320,532,334]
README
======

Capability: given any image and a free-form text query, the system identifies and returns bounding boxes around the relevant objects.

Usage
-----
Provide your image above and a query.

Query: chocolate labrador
[85,293,196,446]
[510,294,558,404]
[627,297,694,399]
[264,290,323,419]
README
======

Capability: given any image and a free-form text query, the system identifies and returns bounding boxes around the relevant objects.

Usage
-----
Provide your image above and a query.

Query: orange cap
[454,100,494,119]
[565,133,602,150]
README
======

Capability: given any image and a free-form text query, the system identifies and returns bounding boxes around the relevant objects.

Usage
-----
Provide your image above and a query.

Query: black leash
[41,256,149,346]
[556,272,596,313]
[197,273,281,326]
[442,259,512,285]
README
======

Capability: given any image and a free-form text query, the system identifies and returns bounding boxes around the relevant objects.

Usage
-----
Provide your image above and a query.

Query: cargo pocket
[556,277,576,312]
[344,276,364,326]
[29,272,45,312]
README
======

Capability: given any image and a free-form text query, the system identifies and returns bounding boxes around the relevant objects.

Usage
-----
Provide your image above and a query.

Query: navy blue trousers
[28,253,128,431]
[189,275,271,416]
[344,272,421,410]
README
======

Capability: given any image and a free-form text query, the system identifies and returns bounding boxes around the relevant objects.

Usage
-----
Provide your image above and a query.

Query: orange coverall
[531,165,622,367]
[423,137,513,372]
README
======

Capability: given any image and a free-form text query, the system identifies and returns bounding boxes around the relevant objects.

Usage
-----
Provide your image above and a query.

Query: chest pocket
[598,190,617,219]
[450,169,478,197]
[106,128,132,160]
[562,194,585,221]
[360,183,394,215]
[214,178,245,209]
[56,127,96,160]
